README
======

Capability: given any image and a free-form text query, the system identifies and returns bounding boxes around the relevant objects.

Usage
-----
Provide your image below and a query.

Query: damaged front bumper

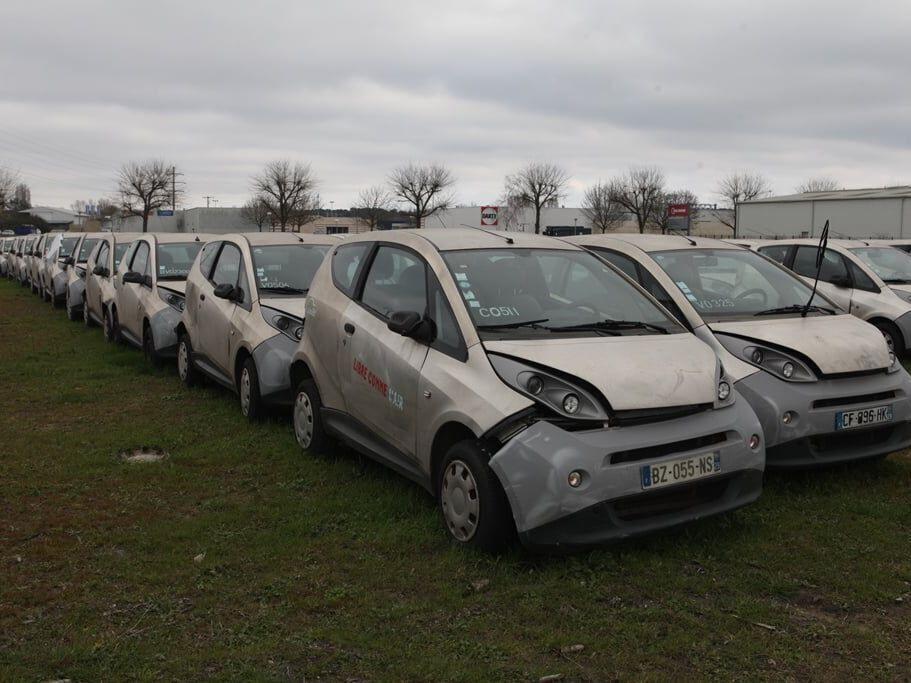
[735,367,911,467]
[151,307,181,357]
[252,333,298,406]
[488,397,765,551]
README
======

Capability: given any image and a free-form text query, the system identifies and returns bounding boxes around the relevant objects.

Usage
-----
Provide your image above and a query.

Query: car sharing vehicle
[62,234,103,321]
[111,233,211,364]
[12,237,29,284]
[866,239,911,254]
[289,228,766,552]
[177,233,338,419]
[0,238,11,277]
[27,234,48,294]
[42,233,82,307]
[751,238,911,355]
[570,234,911,468]
[83,232,142,334]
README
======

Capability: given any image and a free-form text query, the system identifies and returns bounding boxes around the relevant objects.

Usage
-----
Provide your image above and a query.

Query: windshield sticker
[469,300,481,308]
[353,358,404,411]
[455,272,468,281]
[459,280,471,290]
[479,306,520,318]
[693,297,735,310]
[676,281,692,293]
[463,291,476,301]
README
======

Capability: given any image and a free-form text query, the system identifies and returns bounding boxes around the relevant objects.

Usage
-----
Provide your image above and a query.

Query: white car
[569,234,911,468]
[749,238,911,354]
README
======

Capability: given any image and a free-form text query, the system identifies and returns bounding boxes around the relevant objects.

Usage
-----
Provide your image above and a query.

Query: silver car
[42,234,82,307]
[62,234,104,321]
[83,233,142,335]
[0,238,12,277]
[751,239,911,354]
[290,228,766,552]
[571,234,911,468]
[112,233,211,363]
[28,235,49,294]
[177,233,337,418]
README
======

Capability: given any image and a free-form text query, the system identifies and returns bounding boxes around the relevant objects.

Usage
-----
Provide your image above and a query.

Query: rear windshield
[77,238,100,263]
[157,242,204,280]
[251,244,330,294]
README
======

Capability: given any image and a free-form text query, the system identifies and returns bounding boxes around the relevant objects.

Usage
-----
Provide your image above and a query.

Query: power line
[0,128,115,169]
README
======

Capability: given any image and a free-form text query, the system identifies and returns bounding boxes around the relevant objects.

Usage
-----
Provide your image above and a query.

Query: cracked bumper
[736,368,911,467]
[252,333,297,406]
[489,397,765,551]
[150,307,181,357]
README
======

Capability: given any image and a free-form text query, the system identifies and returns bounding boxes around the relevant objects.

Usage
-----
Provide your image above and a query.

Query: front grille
[611,403,712,428]
[810,425,895,453]
[613,476,731,522]
[610,432,727,465]
[812,391,896,409]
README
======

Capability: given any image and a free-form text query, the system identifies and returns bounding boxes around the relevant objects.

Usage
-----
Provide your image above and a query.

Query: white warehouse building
[737,186,911,239]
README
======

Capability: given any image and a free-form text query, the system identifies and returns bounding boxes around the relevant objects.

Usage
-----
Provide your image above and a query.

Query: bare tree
[0,168,19,211]
[8,183,30,211]
[496,192,525,232]
[652,189,699,234]
[715,171,770,233]
[608,166,666,234]
[354,185,394,231]
[388,163,454,229]
[117,160,180,232]
[581,181,626,233]
[504,162,569,234]
[251,160,318,232]
[796,177,841,193]
[240,197,272,232]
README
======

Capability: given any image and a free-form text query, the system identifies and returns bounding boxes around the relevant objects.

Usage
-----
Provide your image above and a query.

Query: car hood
[889,284,911,296]
[157,281,187,296]
[260,296,306,319]
[483,333,718,410]
[711,314,889,374]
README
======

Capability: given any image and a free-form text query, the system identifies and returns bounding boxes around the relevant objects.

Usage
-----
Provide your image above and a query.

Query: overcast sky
[1,0,909,211]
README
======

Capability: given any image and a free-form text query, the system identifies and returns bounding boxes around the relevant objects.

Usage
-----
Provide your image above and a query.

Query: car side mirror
[92,265,107,277]
[64,256,74,266]
[123,271,144,284]
[387,310,435,343]
[142,274,153,288]
[213,283,236,300]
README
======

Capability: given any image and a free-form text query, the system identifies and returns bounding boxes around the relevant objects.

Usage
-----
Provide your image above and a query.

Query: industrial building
[737,186,911,239]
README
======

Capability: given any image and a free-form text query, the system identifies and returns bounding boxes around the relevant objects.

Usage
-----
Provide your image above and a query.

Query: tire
[103,307,121,344]
[873,320,904,356]
[437,440,515,553]
[293,379,329,454]
[177,334,199,388]
[143,323,163,368]
[238,357,264,421]
[66,290,79,321]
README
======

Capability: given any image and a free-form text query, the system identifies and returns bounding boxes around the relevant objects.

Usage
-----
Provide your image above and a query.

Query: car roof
[755,238,886,249]
[340,227,578,252]
[237,232,340,247]
[568,233,743,253]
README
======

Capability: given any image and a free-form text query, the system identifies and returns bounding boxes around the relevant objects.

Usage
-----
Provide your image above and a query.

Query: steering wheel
[733,288,768,306]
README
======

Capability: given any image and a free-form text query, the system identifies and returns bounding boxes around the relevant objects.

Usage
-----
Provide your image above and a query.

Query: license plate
[834,404,893,430]
[640,453,721,490]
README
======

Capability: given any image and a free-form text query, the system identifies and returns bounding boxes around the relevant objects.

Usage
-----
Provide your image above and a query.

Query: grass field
[1,278,910,681]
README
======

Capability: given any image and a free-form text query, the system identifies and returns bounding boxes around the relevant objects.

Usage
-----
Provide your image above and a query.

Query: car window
[792,246,849,284]
[77,238,100,263]
[332,243,370,296]
[197,241,221,279]
[758,244,790,264]
[848,261,879,292]
[597,250,640,280]
[251,244,330,293]
[211,243,242,287]
[59,237,79,259]
[360,246,427,318]
[95,243,110,272]
[157,242,203,280]
[428,275,465,358]
[130,242,151,276]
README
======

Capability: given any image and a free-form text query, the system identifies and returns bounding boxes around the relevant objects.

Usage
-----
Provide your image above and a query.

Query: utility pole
[171,166,176,210]
[203,195,217,208]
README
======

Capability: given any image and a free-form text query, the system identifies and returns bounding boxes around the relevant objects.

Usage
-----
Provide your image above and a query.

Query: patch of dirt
[119,447,168,463]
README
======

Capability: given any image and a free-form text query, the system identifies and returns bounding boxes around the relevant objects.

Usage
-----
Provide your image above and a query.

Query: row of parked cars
[3,228,911,552]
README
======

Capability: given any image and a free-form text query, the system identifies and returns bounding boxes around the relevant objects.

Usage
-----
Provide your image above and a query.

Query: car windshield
[849,247,911,284]
[251,244,330,294]
[77,238,100,263]
[59,237,79,258]
[114,242,133,268]
[157,242,204,280]
[650,248,827,319]
[441,247,682,338]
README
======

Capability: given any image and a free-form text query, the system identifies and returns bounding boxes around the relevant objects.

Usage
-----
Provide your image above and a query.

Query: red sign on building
[480,206,499,226]
[668,203,690,217]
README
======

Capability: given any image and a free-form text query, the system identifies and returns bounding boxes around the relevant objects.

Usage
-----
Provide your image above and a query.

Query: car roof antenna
[802,219,829,318]
[459,223,514,245]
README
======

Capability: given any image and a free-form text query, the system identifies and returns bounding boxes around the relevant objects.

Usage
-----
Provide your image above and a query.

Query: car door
[119,240,150,340]
[197,242,242,374]
[790,245,854,312]
[340,244,430,458]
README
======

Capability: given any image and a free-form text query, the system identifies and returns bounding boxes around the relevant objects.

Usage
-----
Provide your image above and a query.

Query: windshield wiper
[754,304,835,317]
[548,319,669,334]
[476,318,550,330]
[260,286,307,295]
[158,274,188,281]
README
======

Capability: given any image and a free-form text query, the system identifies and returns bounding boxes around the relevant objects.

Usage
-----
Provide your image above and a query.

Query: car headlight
[157,288,186,312]
[717,380,731,401]
[487,354,609,421]
[742,344,815,382]
[261,305,304,341]
[887,350,901,374]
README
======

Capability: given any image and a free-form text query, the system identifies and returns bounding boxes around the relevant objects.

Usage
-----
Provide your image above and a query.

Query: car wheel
[103,308,121,344]
[293,379,328,453]
[874,320,904,356]
[437,441,515,553]
[239,358,263,421]
[143,324,163,368]
[177,334,199,387]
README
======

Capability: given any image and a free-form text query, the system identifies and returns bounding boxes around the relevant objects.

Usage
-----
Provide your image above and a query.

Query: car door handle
[344,323,356,335]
